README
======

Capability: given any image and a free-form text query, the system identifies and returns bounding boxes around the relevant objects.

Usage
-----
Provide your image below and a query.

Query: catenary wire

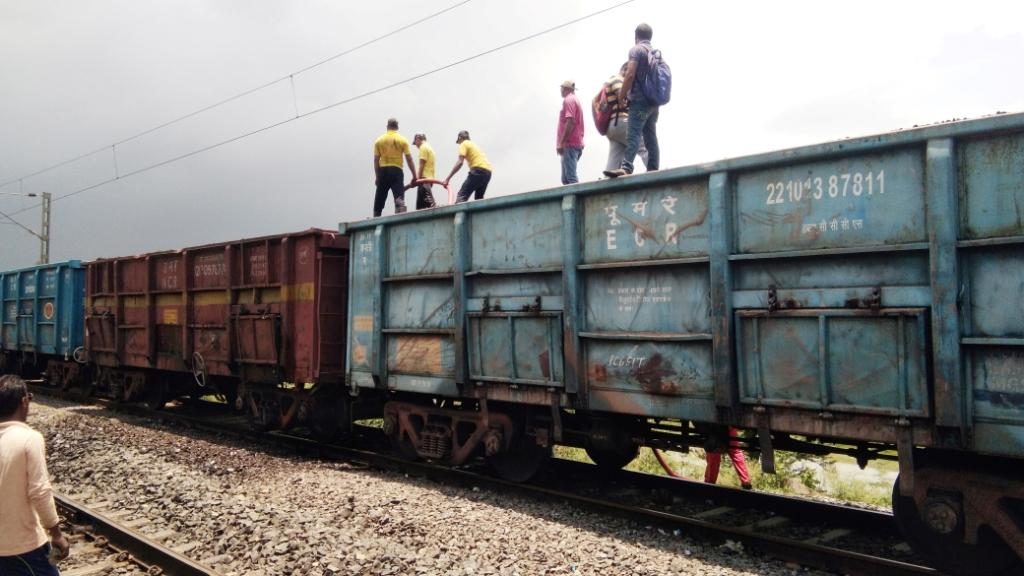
[4,0,636,217]
[0,0,474,192]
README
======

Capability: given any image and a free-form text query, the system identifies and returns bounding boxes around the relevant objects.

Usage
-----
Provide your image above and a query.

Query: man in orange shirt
[0,375,70,575]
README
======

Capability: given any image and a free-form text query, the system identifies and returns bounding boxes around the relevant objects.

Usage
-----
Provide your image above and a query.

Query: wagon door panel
[736,309,929,416]
[233,313,282,382]
[385,280,456,384]
[2,274,17,350]
[467,313,563,385]
[730,149,935,432]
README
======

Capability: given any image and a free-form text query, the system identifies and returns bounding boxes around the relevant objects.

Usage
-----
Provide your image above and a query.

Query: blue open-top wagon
[0,260,86,386]
[342,112,1024,575]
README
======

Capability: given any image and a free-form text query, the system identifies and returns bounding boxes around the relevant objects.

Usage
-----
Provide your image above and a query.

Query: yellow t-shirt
[418,142,436,179]
[458,140,492,171]
[374,130,410,169]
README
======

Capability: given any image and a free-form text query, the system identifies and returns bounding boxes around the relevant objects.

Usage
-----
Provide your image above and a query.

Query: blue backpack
[641,48,672,106]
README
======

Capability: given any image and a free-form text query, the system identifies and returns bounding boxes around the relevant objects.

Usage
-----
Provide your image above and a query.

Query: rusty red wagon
[85,228,349,433]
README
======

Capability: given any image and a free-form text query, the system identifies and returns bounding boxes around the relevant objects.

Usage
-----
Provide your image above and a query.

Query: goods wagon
[85,229,349,433]
[341,112,1024,574]
[0,260,86,386]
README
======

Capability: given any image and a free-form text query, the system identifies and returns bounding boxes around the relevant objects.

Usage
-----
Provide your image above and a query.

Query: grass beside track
[555,446,894,508]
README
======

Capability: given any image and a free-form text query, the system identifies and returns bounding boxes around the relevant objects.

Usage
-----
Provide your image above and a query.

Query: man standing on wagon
[412,133,437,210]
[557,80,585,185]
[443,130,493,203]
[604,23,661,178]
[372,118,418,217]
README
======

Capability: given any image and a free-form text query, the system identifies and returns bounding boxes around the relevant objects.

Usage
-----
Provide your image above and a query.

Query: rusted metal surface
[736,308,929,416]
[383,400,514,465]
[86,229,348,386]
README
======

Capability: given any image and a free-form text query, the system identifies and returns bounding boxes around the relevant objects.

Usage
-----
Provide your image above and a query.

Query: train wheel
[247,394,281,431]
[487,433,551,483]
[586,444,640,472]
[891,476,1022,576]
[311,393,347,441]
[382,413,420,460]
[144,381,169,411]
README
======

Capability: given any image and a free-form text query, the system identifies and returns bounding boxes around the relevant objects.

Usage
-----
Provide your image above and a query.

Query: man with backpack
[594,62,648,173]
[603,23,668,178]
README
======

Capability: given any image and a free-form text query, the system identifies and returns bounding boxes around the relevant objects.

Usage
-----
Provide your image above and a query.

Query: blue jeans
[560,147,583,185]
[0,544,60,576]
[621,102,659,174]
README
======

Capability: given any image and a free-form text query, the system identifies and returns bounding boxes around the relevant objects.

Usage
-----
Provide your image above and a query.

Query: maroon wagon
[85,228,349,432]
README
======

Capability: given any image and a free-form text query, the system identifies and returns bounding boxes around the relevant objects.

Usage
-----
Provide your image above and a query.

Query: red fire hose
[405,178,455,206]
[654,448,685,479]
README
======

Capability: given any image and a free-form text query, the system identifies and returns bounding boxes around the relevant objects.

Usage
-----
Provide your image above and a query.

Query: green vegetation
[554,444,895,508]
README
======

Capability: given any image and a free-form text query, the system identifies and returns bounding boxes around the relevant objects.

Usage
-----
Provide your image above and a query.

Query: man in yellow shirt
[0,375,70,575]
[373,118,417,217]
[443,130,493,204]
[412,133,437,210]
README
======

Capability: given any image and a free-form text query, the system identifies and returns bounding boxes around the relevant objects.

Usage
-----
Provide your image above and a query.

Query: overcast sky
[1,0,1022,270]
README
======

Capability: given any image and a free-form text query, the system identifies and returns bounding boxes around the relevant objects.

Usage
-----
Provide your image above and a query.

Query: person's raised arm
[444,156,465,187]
[405,153,417,187]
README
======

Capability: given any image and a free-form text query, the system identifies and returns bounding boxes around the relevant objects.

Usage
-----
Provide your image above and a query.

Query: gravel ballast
[31,399,824,576]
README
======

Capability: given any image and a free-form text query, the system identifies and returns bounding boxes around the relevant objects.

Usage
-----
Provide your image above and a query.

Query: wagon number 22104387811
[765,171,885,205]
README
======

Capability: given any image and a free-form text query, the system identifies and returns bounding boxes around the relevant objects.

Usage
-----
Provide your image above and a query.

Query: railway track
[33,384,946,576]
[54,492,218,576]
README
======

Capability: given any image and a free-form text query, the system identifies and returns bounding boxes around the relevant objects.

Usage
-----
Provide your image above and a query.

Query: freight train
[3,113,1023,576]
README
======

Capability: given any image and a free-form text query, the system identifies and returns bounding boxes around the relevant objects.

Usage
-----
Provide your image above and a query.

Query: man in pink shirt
[0,375,69,575]
[557,80,585,185]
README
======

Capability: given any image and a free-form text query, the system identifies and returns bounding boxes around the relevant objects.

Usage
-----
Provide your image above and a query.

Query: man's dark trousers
[373,166,407,216]
[455,168,492,203]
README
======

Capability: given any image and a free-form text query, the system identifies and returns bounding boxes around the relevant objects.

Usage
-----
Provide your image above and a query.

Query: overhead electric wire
[0,0,474,192]
[4,0,636,216]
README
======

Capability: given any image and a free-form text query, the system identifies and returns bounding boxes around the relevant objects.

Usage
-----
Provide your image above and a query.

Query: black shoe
[741,482,753,490]
[603,168,629,178]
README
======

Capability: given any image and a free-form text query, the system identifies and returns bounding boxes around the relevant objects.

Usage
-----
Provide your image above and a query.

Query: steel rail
[34,386,943,576]
[54,493,220,576]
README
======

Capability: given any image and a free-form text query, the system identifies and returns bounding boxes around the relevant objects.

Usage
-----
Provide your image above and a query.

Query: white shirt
[0,420,58,556]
